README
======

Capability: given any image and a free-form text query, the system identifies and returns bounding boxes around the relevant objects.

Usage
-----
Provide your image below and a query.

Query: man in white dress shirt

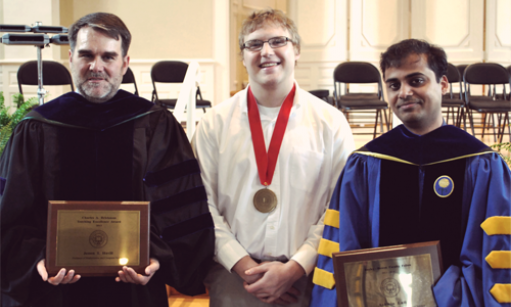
[193,9,355,306]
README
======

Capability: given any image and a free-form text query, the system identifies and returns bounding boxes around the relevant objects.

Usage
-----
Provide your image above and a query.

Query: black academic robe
[0,90,214,307]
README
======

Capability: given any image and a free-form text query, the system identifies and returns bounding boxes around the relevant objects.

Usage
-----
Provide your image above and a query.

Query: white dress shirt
[193,83,355,275]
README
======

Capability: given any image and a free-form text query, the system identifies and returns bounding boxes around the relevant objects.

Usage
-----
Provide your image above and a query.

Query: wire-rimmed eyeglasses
[242,36,292,51]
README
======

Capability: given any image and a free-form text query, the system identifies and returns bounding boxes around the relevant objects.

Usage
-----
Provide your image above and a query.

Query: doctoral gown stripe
[312,267,336,289]
[161,212,214,242]
[152,186,207,214]
[144,159,200,187]
[481,216,511,235]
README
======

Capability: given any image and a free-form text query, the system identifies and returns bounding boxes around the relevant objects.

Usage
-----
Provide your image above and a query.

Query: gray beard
[78,83,117,103]
[73,72,121,103]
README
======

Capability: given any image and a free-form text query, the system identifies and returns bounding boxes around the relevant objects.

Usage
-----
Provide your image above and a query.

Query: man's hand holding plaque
[37,257,160,286]
[45,201,150,277]
[37,259,81,286]
[115,258,160,285]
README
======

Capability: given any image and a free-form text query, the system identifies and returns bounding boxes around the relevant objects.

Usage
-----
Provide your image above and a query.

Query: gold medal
[247,86,294,214]
[253,188,277,213]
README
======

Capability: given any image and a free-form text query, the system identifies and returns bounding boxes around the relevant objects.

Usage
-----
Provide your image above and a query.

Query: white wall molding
[213,0,230,104]
[412,0,484,65]
[350,0,409,62]
[485,0,511,65]
[289,0,348,95]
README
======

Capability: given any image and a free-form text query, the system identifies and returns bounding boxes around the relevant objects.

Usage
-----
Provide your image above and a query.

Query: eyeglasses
[242,36,292,51]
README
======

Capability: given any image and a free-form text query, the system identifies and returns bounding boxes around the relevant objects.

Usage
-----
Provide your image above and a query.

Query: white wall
[0,0,230,107]
[291,0,510,97]
[486,0,511,64]
[1,0,509,108]
[290,0,348,92]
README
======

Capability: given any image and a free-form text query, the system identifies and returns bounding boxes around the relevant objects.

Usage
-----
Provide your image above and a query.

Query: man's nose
[89,57,104,72]
[398,84,413,99]
[260,42,274,56]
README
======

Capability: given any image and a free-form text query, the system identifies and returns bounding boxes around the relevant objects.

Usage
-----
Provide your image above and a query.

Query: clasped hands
[36,258,159,286]
[233,256,305,305]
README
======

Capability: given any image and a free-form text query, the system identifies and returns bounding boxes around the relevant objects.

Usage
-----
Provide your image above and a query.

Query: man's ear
[440,75,449,95]
[122,55,130,75]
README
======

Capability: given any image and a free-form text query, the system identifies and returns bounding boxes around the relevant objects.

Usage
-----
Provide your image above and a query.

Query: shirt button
[269,226,275,230]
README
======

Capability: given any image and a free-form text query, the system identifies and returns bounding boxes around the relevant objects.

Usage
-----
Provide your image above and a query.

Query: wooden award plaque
[46,201,150,277]
[332,241,443,307]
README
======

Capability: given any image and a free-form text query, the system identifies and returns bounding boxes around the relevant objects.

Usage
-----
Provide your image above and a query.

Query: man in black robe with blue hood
[311,39,511,306]
[0,12,214,307]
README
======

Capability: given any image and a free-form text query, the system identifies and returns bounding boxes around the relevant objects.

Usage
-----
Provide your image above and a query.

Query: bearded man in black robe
[0,12,214,307]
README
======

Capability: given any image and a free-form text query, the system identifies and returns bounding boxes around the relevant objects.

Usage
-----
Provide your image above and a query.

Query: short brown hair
[238,9,301,54]
[69,12,131,57]
[380,39,447,82]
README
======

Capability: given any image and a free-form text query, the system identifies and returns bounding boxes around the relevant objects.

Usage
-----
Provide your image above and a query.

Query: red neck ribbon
[247,85,296,187]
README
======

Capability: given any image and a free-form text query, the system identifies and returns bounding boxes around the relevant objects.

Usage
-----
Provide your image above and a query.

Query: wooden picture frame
[46,200,150,277]
[332,241,443,307]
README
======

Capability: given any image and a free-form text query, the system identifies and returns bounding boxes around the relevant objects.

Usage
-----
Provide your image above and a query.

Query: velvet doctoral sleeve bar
[0,90,214,307]
[310,125,511,307]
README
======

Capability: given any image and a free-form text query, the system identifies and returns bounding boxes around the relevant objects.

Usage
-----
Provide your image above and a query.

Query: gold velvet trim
[423,151,495,166]
[481,216,511,235]
[354,151,416,165]
[318,238,340,258]
[312,267,335,290]
[485,251,511,269]
[490,284,511,303]
[354,150,494,166]
[324,209,340,229]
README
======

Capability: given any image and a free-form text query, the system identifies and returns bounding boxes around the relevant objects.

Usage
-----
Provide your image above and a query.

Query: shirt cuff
[290,243,318,276]
[215,239,249,272]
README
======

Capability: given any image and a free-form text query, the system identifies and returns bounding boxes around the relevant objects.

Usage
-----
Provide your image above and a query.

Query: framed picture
[46,200,150,277]
[332,241,443,307]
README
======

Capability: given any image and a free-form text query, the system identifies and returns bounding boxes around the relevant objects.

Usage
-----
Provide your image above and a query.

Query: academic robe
[0,90,214,307]
[310,125,511,307]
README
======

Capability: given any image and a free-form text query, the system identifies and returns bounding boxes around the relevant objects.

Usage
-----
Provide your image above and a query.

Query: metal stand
[33,21,47,105]
[36,44,47,105]
[0,21,68,105]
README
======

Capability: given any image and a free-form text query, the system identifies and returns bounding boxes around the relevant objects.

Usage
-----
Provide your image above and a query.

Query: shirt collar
[240,80,302,115]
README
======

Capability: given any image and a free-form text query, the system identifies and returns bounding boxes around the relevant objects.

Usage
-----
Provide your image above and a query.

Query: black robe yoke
[0,91,214,307]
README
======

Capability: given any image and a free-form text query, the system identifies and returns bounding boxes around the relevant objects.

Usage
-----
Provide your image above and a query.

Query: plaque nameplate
[332,241,443,307]
[46,201,150,277]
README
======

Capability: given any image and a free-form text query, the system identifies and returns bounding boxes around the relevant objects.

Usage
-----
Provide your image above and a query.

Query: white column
[213,0,230,105]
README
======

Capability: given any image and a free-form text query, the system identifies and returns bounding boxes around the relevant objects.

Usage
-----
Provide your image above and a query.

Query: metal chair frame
[333,61,390,139]
[308,89,335,105]
[442,63,466,128]
[150,61,211,112]
[463,63,511,143]
[17,60,74,96]
[121,67,139,96]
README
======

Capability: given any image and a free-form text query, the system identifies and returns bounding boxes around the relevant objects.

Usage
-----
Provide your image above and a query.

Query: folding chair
[442,63,465,128]
[308,89,334,105]
[17,60,74,95]
[333,61,389,139]
[121,67,139,96]
[464,63,511,142]
[150,61,211,112]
